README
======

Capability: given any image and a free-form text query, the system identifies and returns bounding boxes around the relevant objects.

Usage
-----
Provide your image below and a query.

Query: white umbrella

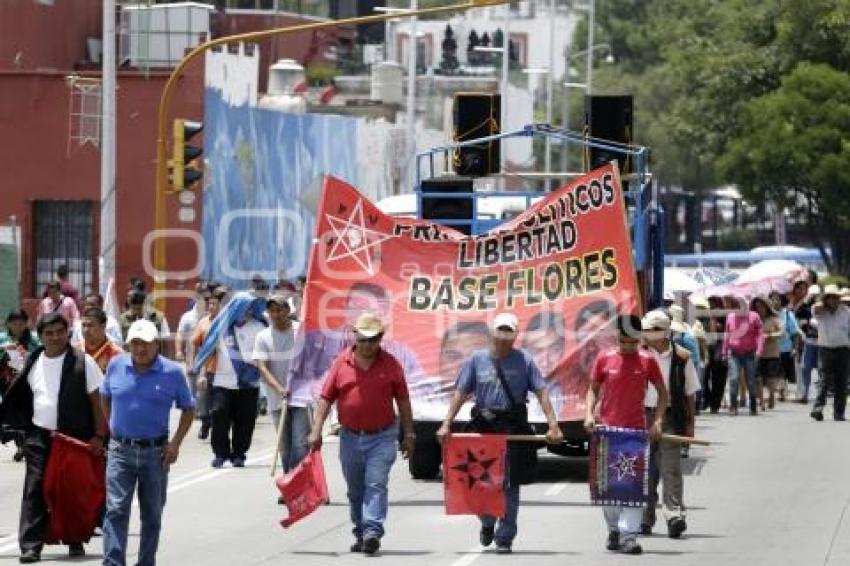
[736,260,805,284]
[664,268,700,293]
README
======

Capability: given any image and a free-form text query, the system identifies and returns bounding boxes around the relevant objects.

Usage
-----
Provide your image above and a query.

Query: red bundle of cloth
[43,433,105,544]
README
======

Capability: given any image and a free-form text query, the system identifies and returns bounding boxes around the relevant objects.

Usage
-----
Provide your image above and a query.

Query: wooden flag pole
[661,433,712,446]
[448,432,713,446]
[270,402,288,477]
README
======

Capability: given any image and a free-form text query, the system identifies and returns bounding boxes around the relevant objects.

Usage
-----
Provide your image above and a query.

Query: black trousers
[19,428,51,554]
[780,352,796,384]
[704,359,728,412]
[210,387,259,460]
[814,347,849,418]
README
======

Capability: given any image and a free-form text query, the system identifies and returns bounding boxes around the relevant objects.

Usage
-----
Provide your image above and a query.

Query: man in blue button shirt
[437,313,563,554]
[100,320,195,566]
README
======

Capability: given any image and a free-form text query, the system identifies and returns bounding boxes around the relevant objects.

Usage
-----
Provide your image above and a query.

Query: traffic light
[170,118,203,191]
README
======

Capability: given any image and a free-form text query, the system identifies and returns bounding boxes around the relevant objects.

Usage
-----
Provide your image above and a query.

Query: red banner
[294,163,639,422]
[44,433,105,544]
[444,434,507,517]
[276,450,329,528]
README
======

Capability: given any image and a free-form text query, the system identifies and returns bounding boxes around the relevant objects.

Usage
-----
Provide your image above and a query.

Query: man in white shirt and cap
[811,284,850,421]
[641,310,700,539]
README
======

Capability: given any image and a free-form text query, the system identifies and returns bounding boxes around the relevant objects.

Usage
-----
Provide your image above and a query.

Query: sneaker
[19,549,41,563]
[495,544,512,554]
[363,537,380,556]
[232,457,246,468]
[480,525,495,547]
[350,539,364,553]
[211,457,226,468]
[640,524,652,536]
[811,411,824,422]
[68,543,85,557]
[667,517,687,539]
[620,539,643,555]
[606,530,620,551]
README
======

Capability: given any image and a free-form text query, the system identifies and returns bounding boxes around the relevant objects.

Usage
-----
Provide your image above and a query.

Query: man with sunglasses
[307,313,415,556]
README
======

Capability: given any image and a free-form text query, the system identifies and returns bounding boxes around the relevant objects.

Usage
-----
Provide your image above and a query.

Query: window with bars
[32,200,95,297]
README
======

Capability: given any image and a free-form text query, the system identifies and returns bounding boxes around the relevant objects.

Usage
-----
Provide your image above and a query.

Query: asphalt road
[1,398,849,566]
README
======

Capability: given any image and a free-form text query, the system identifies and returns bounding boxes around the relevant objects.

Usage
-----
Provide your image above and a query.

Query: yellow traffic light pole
[153,0,508,307]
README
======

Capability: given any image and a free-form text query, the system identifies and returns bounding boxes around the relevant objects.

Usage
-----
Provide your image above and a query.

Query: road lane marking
[544,482,567,497]
[450,545,485,566]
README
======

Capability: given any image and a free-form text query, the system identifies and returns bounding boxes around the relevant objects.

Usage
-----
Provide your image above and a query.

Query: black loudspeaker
[420,176,475,235]
[453,92,501,177]
[584,95,633,172]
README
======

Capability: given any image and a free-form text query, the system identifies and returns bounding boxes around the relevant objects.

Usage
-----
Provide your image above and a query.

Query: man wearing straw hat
[437,312,563,555]
[307,312,415,556]
[811,284,850,421]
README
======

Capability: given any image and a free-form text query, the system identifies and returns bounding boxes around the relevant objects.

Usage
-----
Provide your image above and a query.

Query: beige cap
[491,312,519,333]
[823,284,841,298]
[642,310,671,331]
[353,312,384,338]
[126,319,159,343]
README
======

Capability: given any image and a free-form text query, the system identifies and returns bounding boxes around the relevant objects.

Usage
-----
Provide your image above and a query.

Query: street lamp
[151,0,511,307]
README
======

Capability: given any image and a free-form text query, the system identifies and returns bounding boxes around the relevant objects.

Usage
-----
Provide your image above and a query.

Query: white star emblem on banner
[324,198,393,276]
[609,452,638,481]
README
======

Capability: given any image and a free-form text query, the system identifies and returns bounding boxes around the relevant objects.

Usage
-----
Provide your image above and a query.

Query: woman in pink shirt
[37,280,80,328]
[722,296,763,415]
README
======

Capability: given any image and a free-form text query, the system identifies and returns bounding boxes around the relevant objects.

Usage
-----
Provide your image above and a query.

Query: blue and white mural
[202,88,358,287]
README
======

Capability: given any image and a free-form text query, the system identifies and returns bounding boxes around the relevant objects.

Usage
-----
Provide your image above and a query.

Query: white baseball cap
[126,319,159,344]
[491,312,519,333]
[353,312,385,338]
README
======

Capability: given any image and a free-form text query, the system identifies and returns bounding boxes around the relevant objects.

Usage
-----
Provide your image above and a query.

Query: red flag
[443,434,507,517]
[275,450,329,528]
[44,433,105,544]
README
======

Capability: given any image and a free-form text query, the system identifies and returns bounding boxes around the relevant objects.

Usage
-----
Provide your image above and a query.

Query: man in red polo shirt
[307,312,415,556]
[585,314,669,556]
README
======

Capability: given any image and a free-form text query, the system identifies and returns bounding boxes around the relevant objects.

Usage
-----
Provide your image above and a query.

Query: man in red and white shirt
[308,313,415,556]
[585,314,669,556]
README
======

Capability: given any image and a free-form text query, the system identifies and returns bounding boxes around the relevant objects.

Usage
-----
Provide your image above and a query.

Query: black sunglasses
[355,334,382,344]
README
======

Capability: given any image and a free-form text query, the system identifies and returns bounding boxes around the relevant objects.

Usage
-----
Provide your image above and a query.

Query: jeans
[339,425,398,540]
[814,347,848,419]
[270,405,312,473]
[728,352,758,410]
[603,506,643,542]
[480,482,520,546]
[103,441,168,566]
[799,343,819,400]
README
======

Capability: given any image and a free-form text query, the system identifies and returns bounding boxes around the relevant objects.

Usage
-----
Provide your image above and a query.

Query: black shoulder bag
[493,361,539,486]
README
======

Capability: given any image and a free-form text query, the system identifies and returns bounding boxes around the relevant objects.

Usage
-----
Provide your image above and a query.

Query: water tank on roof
[371,61,403,105]
[259,59,307,114]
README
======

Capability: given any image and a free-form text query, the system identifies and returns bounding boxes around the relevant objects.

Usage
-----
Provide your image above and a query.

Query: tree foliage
[585,0,850,272]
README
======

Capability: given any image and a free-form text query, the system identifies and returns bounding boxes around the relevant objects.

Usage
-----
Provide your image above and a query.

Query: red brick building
[0,0,337,323]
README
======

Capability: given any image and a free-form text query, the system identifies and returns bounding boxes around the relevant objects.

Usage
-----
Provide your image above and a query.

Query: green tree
[719,63,850,273]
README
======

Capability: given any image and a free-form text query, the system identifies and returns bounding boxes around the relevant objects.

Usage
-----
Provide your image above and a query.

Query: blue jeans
[480,482,520,546]
[339,426,398,540]
[103,441,168,566]
[728,352,758,408]
[800,343,819,400]
[271,406,312,473]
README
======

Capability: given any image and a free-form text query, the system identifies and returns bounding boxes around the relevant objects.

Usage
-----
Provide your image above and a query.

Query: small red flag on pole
[443,434,508,518]
[276,450,329,528]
